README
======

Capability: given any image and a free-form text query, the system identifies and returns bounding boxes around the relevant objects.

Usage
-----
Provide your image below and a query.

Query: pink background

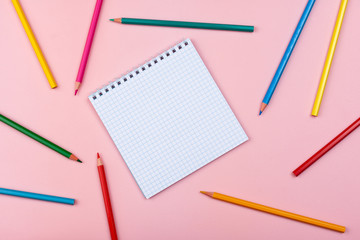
[0,0,359,239]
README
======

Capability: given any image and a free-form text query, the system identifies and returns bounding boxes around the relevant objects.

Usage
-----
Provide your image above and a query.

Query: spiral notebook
[89,39,248,198]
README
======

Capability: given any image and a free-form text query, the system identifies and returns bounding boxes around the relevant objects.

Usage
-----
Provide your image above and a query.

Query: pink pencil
[74,0,103,96]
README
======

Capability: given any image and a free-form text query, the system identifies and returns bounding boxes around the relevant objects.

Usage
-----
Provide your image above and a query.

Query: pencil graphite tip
[77,159,82,163]
[74,90,78,96]
[109,18,114,21]
[97,152,100,159]
[259,111,262,116]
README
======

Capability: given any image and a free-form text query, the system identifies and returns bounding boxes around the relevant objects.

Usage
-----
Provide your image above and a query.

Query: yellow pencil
[11,0,57,89]
[201,191,346,233]
[312,0,348,116]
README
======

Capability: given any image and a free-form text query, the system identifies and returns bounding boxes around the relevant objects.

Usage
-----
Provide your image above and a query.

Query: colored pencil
[75,0,103,95]
[97,153,118,240]
[293,117,360,176]
[11,0,57,89]
[259,0,316,115]
[311,0,348,116]
[109,18,254,32]
[201,191,345,233]
[0,187,74,205]
[0,114,81,163]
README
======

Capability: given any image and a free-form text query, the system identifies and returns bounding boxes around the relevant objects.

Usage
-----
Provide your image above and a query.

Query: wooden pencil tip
[260,102,267,114]
[77,159,82,163]
[74,90,78,96]
[200,191,213,197]
[109,18,114,21]
[69,154,80,161]
[97,155,103,166]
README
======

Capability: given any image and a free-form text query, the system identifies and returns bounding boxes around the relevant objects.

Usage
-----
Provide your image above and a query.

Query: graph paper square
[89,39,248,198]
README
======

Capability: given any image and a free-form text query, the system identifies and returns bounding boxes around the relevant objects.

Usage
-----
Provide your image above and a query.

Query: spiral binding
[91,40,190,101]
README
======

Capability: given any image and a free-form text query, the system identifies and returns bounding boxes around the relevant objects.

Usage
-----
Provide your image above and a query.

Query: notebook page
[89,39,248,198]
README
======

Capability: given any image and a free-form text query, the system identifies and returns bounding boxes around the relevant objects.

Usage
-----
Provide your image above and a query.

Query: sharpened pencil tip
[74,90,78,96]
[77,159,82,163]
[109,19,114,21]
[259,111,262,115]
[200,191,213,197]
[97,152,100,159]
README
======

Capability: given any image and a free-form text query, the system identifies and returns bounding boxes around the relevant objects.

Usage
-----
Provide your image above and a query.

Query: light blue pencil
[0,188,75,205]
[260,0,316,115]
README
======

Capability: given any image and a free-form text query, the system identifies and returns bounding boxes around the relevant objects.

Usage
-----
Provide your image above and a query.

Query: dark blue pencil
[260,0,316,115]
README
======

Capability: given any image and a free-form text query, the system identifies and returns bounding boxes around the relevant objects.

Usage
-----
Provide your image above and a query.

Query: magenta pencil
[74,0,103,95]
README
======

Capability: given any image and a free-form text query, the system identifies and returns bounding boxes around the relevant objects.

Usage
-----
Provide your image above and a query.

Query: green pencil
[110,18,254,32]
[0,114,81,163]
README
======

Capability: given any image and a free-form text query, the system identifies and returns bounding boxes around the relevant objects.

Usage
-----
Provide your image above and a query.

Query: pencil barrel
[262,0,316,105]
[0,188,74,205]
[213,193,345,233]
[98,166,118,240]
[11,0,57,88]
[293,117,360,176]
[121,18,254,32]
[0,114,71,158]
[75,0,103,87]
[311,0,348,116]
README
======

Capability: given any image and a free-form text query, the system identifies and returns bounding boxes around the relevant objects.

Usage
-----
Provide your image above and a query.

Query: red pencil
[293,117,360,176]
[97,153,118,240]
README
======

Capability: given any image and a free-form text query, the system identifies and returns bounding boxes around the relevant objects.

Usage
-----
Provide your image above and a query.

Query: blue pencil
[260,0,316,115]
[0,187,75,205]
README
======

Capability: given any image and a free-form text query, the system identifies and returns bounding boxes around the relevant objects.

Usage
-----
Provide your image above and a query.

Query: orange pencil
[201,191,345,233]
[97,153,118,240]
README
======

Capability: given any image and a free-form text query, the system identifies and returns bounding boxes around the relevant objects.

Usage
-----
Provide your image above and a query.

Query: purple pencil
[74,0,103,95]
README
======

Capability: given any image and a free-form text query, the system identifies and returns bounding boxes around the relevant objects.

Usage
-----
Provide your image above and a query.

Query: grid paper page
[89,39,248,198]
